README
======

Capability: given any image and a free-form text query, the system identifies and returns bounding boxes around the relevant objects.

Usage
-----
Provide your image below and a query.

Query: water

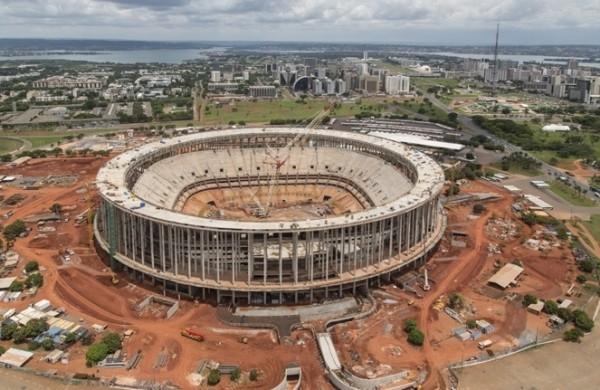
[0,49,218,64]
[429,51,600,69]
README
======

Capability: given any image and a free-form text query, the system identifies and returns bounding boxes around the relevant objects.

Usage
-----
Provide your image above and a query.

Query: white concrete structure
[542,124,570,132]
[95,128,445,304]
[384,75,410,95]
[210,71,221,83]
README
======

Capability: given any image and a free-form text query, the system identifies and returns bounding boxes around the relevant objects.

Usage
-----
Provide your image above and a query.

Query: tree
[557,308,573,322]
[64,332,77,344]
[472,204,486,214]
[81,332,94,346]
[407,328,425,346]
[25,319,48,338]
[573,310,594,332]
[207,369,221,385]
[230,367,241,382]
[25,261,39,273]
[543,300,559,315]
[249,368,259,381]
[12,327,29,344]
[3,219,27,241]
[50,203,62,215]
[9,280,24,292]
[86,342,109,364]
[1,323,18,340]
[101,332,122,354]
[448,112,458,123]
[576,274,587,284]
[403,319,418,333]
[466,319,477,329]
[579,259,596,273]
[563,328,584,343]
[523,294,538,307]
[448,292,465,310]
[41,337,54,351]
[25,273,43,288]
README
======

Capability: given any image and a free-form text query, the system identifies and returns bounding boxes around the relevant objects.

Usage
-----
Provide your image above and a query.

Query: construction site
[0,125,598,389]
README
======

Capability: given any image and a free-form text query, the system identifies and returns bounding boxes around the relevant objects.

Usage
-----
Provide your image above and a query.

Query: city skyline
[0,0,599,45]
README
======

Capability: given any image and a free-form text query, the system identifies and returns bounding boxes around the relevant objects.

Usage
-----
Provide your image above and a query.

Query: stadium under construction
[94,127,446,304]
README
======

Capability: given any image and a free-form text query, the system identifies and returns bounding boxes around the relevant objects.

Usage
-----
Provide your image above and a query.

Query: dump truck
[181,327,204,342]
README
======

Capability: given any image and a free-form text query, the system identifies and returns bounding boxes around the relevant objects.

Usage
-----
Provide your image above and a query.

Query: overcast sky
[0,0,599,45]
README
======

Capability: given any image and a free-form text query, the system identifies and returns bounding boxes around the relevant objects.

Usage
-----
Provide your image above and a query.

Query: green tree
[3,219,27,241]
[573,310,594,332]
[403,319,418,333]
[50,203,62,215]
[81,332,94,346]
[580,259,596,273]
[466,319,477,329]
[64,332,77,344]
[207,369,221,385]
[101,332,122,353]
[86,342,109,364]
[563,328,584,343]
[230,367,241,382]
[25,319,48,338]
[249,368,259,381]
[9,280,24,292]
[522,294,538,307]
[12,327,29,344]
[448,292,465,310]
[41,337,54,351]
[24,273,43,288]
[407,328,425,346]
[1,323,18,340]
[543,300,559,315]
[25,261,39,273]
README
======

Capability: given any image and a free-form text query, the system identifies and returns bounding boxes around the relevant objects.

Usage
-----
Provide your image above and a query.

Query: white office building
[385,75,410,95]
[249,85,277,98]
[210,71,221,83]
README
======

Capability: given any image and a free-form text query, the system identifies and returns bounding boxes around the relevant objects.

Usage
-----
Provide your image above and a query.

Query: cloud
[0,0,598,44]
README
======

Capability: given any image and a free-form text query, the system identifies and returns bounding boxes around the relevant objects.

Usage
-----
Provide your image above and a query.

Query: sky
[0,0,599,45]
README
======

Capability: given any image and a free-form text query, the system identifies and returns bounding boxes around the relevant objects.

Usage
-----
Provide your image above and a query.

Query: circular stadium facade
[95,128,446,304]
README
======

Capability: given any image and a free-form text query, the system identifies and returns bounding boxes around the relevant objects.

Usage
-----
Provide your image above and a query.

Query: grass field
[0,137,24,154]
[22,135,68,148]
[549,180,597,207]
[583,215,600,244]
[488,163,541,177]
[202,98,386,124]
[530,150,577,170]
[412,77,460,90]
[393,99,450,123]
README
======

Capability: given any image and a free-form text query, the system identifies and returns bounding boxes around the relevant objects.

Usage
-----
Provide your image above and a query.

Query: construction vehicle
[181,327,205,342]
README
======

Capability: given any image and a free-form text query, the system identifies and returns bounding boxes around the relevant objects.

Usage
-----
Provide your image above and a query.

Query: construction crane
[247,101,334,218]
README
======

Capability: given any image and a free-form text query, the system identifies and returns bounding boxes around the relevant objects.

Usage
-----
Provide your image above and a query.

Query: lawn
[0,137,24,154]
[202,98,387,124]
[530,150,577,170]
[22,135,70,148]
[583,215,600,244]
[488,163,541,177]
[549,180,597,207]
[393,99,450,123]
[412,77,460,91]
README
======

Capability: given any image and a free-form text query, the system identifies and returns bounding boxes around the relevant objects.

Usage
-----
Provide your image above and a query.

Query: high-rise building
[335,79,347,95]
[249,85,277,98]
[242,70,250,81]
[210,71,221,83]
[360,75,380,94]
[313,79,323,95]
[384,75,410,95]
[325,78,336,95]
